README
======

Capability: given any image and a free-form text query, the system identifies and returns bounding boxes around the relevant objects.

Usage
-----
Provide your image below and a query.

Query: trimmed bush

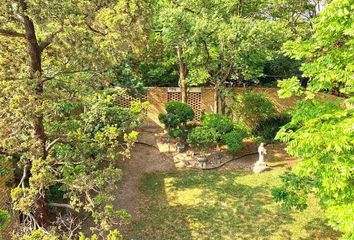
[158,101,195,129]
[159,101,195,139]
[201,114,234,136]
[253,114,291,143]
[187,127,218,153]
[224,126,247,153]
[231,92,275,128]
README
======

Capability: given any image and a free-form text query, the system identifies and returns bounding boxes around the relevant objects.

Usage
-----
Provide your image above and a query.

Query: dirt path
[114,127,175,226]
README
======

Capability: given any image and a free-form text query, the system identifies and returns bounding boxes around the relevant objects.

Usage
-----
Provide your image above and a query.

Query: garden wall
[117,87,298,128]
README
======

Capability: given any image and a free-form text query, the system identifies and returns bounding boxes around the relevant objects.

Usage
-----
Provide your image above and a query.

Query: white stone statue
[257,143,267,164]
[252,143,271,174]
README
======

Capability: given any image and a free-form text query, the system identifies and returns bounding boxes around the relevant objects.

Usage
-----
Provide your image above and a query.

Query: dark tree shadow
[300,218,340,240]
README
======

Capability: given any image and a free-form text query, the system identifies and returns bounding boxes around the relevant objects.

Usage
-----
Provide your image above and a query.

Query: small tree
[158,101,195,139]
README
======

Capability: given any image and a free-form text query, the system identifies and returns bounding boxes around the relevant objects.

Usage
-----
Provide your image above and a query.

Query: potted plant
[187,126,218,166]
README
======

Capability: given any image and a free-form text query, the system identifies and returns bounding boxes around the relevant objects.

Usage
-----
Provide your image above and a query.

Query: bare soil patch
[113,127,175,232]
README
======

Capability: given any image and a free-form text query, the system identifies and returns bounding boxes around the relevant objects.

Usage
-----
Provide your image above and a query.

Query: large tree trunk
[20,0,49,226]
[214,85,226,114]
[215,66,233,114]
[176,45,187,103]
[214,83,220,114]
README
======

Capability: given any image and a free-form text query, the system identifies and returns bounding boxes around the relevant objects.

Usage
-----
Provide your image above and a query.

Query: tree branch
[46,138,62,152]
[42,69,111,82]
[48,203,75,210]
[0,28,25,38]
[18,164,29,189]
[38,25,64,51]
[172,0,196,13]
[85,22,107,36]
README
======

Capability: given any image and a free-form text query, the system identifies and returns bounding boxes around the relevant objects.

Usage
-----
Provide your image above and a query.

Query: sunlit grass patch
[128,169,338,240]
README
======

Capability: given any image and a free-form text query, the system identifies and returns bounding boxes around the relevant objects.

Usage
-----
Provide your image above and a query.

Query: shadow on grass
[127,170,337,240]
[300,218,340,240]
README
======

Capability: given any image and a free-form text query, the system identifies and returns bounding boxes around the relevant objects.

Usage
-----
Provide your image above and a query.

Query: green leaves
[187,126,218,152]
[280,0,354,97]
[224,127,248,153]
[0,209,9,231]
[275,2,354,237]
[159,101,195,131]
[277,77,304,98]
[231,91,276,128]
[201,114,234,139]
[275,101,354,238]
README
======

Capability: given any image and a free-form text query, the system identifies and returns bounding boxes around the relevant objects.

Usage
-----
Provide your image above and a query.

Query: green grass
[127,168,338,240]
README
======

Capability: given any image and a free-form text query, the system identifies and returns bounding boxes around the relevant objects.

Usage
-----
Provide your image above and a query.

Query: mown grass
[127,168,338,240]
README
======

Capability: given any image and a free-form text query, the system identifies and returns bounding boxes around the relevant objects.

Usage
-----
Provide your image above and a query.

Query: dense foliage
[158,101,195,138]
[252,114,291,143]
[139,0,324,89]
[273,0,354,238]
[201,114,234,142]
[187,127,218,154]
[0,0,150,238]
[231,92,276,128]
[0,209,9,231]
[0,0,349,239]
[196,114,247,153]
[224,127,248,153]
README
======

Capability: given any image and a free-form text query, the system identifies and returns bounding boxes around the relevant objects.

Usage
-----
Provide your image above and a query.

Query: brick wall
[118,87,298,128]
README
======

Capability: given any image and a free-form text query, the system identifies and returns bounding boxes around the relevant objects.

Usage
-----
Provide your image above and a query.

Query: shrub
[158,101,195,129]
[187,127,218,153]
[224,126,247,153]
[0,209,9,230]
[231,92,275,128]
[159,101,195,140]
[201,114,234,137]
[252,114,291,143]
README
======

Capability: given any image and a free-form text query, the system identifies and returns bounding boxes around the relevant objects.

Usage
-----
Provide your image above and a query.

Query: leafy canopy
[274,0,354,238]
[0,0,150,238]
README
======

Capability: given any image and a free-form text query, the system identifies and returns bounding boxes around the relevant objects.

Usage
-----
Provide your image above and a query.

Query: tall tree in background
[154,0,289,113]
[0,0,151,238]
[273,0,353,238]
[147,0,329,91]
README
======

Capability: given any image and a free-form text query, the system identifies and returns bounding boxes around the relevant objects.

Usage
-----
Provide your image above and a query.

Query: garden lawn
[126,168,338,240]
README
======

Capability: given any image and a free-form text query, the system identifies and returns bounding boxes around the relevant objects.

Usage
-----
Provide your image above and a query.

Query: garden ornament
[252,143,271,174]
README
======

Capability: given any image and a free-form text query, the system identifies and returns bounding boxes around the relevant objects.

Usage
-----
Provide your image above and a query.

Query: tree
[153,0,289,113]
[0,0,150,237]
[273,0,353,238]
